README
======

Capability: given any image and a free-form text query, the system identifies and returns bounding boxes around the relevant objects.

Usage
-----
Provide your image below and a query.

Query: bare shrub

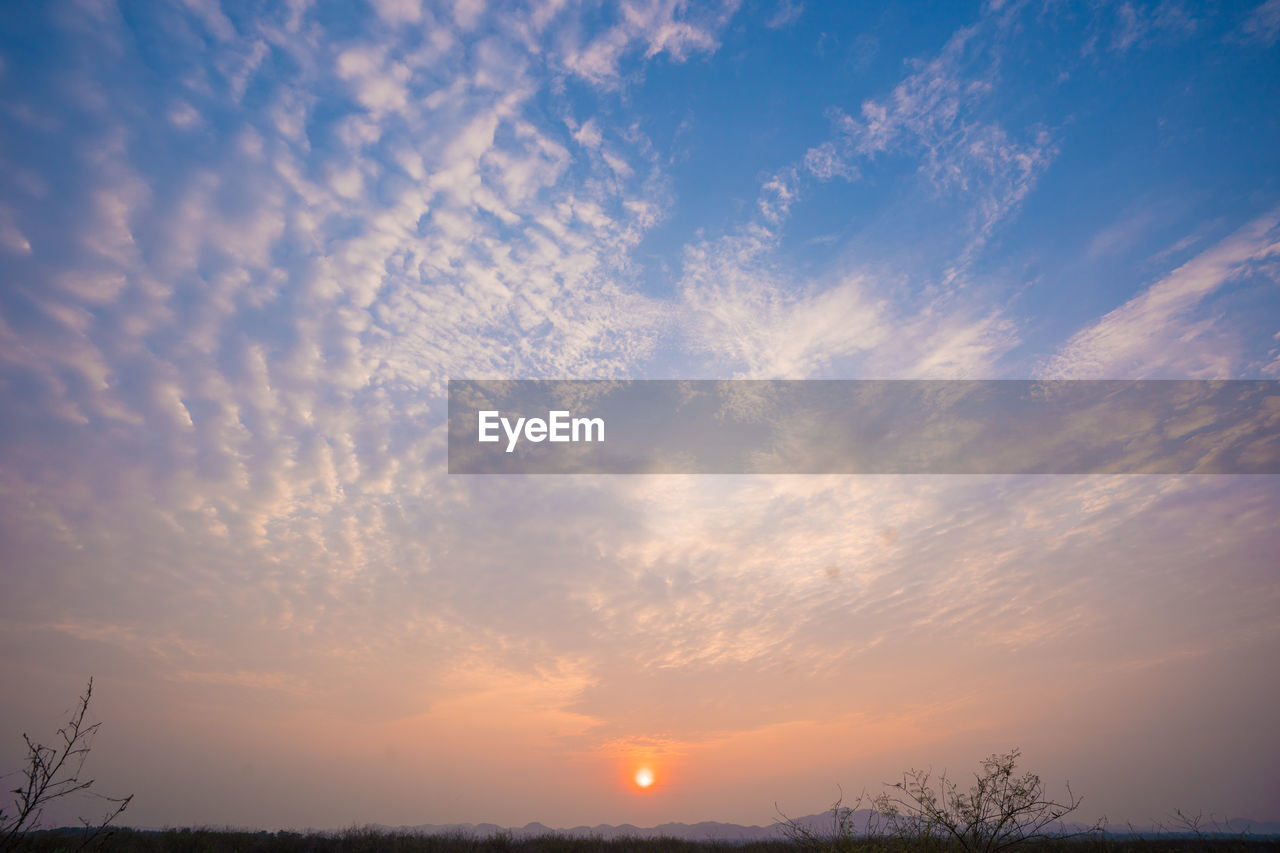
[872,748,1097,853]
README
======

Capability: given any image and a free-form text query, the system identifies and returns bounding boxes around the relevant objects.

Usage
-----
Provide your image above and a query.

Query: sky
[1,0,1279,833]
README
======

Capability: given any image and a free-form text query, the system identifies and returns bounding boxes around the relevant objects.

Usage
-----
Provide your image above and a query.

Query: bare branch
[1,678,132,853]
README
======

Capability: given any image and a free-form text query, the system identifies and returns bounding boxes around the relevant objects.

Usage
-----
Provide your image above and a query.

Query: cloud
[167,100,203,129]
[369,0,423,25]
[1240,0,1280,45]
[1086,208,1157,259]
[1109,1,1197,52]
[0,0,687,696]
[336,45,412,116]
[802,140,857,181]
[561,0,737,84]
[572,117,604,150]
[672,222,1022,380]
[766,0,803,30]
[832,23,1056,280]
[665,3,1059,381]
[677,228,889,378]
[454,0,486,31]
[724,4,1057,294]
[1038,209,1280,378]
[182,0,237,42]
[0,206,31,254]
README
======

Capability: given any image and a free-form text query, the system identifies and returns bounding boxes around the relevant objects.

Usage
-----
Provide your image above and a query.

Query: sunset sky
[2,0,1279,832]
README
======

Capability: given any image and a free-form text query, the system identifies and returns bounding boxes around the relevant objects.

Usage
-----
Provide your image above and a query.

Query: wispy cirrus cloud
[665,0,1059,380]
[1039,210,1280,379]
[1239,0,1280,45]
[816,15,1056,282]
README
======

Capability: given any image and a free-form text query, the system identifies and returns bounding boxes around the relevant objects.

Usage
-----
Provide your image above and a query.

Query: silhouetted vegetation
[7,828,1278,853]
[776,750,1275,853]
[1,679,132,853]
[779,749,1094,853]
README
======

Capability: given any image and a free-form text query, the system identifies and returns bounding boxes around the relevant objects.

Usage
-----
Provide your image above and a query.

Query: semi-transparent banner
[447,380,1280,474]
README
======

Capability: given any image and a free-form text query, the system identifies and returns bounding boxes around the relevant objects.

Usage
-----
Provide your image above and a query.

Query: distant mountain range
[378,812,1280,841]
[380,818,790,841]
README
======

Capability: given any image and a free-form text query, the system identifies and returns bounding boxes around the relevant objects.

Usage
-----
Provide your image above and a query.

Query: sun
[633,767,655,789]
